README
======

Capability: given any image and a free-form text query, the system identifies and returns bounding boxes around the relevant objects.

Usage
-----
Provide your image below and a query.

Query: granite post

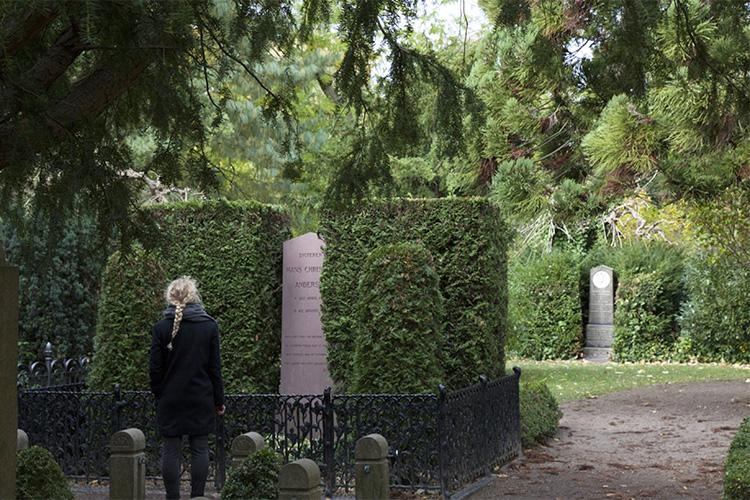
[278,458,321,500]
[231,431,265,469]
[585,265,614,352]
[110,428,146,500]
[355,434,389,500]
[0,261,19,499]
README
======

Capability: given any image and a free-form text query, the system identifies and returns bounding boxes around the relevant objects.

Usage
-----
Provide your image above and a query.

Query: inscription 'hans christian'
[280,233,332,394]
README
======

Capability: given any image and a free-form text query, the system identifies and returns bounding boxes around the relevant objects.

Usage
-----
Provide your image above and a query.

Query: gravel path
[472,379,750,500]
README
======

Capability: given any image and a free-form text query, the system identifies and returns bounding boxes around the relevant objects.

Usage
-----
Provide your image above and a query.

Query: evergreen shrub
[352,243,445,394]
[680,253,750,363]
[16,446,74,500]
[724,417,750,500]
[609,242,685,361]
[222,448,282,500]
[3,205,112,359]
[319,198,510,391]
[519,381,562,447]
[508,251,583,359]
[90,200,290,392]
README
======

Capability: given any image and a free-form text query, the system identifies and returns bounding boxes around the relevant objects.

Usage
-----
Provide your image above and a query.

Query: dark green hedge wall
[90,200,290,393]
[89,248,166,391]
[352,243,445,394]
[3,205,112,359]
[680,253,750,363]
[609,242,685,362]
[318,198,510,391]
[508,251,583,360]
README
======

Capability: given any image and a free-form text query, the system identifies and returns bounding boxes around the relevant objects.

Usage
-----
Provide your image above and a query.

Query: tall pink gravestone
[280,233,331,394]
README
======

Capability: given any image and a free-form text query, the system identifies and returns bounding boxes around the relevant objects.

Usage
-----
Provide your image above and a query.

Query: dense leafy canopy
[0,0,471,239]
[4,0,750,366]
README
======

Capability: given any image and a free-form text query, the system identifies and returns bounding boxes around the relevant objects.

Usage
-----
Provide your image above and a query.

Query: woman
[149,276,225,500]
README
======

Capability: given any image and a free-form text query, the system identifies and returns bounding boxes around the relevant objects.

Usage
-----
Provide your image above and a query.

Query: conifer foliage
[470,0,750,253]
[0,0,470,238]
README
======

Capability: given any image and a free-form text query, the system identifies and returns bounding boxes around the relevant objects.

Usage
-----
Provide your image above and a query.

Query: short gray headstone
[585,265,614,348]
[280,232,331,394]
[0,265,19,500]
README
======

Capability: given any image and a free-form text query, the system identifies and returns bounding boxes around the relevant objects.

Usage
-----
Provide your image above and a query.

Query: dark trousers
[161,434,209,499]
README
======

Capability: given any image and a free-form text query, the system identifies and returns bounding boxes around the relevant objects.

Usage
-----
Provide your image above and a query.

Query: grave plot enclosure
[18,369,522,498]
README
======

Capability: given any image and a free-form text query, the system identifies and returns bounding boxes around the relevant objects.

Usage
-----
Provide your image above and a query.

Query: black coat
[149,305,225,437]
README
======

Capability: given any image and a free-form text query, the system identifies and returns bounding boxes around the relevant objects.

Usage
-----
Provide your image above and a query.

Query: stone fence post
[355,434,389,500]
[17,429,28,451]
[110,428,146,500]
[278,458,321,500]
[231,431,265,469]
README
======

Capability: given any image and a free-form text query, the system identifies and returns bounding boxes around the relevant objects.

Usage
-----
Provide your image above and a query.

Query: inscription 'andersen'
[280,233,331,394]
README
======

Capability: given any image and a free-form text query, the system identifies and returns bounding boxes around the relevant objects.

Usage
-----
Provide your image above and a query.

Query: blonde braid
[167,302,185,351]
[164,276,202,351]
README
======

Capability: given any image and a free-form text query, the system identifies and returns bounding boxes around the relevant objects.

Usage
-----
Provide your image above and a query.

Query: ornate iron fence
[438,367,522,496]
[17,342,90,389]
[18,360,521,499]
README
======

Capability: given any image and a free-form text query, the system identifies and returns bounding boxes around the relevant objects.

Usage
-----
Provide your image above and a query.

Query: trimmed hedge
[319,198,510,391]
[610,242,685,362]
[89,248,166,391]
[90,200,291,393]
[16,446,74,500]
[520,381,563,448]
[222,448,282,500]
[352,243,445,394]
[724,417,750,499]
[508,251,583,359]
[680,253,750,363]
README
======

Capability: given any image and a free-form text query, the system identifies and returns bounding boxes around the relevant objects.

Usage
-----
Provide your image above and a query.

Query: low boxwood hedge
[520,381,563,448]
[16,446,74,500]
[222,448,282,500]
[725,417,750,499]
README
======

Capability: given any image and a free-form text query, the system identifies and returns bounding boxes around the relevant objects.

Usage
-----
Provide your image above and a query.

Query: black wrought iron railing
[17,342,90,389]
[18,355,521,499]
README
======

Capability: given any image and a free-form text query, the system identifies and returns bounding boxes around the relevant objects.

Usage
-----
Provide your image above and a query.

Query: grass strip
[508,358,750,403]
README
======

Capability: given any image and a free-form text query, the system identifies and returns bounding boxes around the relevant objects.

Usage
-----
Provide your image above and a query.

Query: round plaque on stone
[592,270,611,289]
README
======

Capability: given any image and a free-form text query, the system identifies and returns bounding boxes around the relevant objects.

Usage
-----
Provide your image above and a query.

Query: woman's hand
[216,405,226,416]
